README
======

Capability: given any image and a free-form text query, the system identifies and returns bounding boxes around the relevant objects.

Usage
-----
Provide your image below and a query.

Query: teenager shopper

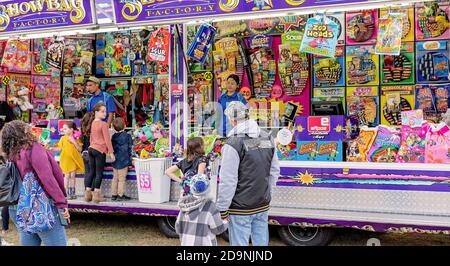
[217,101,280,246]
[85,76,116,127]
[218,74,247,136]
[1,120,69,246]
[85,102,115,203]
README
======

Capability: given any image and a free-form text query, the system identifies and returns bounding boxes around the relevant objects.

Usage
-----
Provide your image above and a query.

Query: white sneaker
[1,239,13,246]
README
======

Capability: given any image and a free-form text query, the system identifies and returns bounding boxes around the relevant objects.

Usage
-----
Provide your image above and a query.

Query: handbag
[0,161,22,207]
[15,147,56,233]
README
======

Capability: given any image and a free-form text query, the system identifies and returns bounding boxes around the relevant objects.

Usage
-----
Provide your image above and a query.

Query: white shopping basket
[134,157,173,203]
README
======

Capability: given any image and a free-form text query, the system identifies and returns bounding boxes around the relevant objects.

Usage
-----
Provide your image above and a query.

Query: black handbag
[0,161,22,207]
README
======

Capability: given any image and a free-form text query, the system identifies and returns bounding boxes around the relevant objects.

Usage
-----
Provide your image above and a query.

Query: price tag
[123,65,131,73]
[277,128,293,146]
[2,76,10,85]
[204,71,213,81]
[34,64,44,73]
[139,172,152,192]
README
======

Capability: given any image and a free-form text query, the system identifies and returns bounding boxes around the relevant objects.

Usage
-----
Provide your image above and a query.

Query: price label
[123,65,131,73]
[139,172,152,192]
[204,71,213,81]
[34,64,44,73]
[2,76,10,85]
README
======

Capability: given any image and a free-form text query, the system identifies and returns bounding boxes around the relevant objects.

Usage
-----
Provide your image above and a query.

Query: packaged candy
[375,13,404,55]
[367,125,401,163]
[346,127,377,162]
[425,123,450,164]
[396,122,429,163]
[188,24,216,64]
[401,109,424,127]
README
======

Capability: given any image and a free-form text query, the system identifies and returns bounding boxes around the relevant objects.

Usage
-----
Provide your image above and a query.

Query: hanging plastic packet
[300,14,339,58]
[188,24,216,64]
[46,37,65,69]
[375,13,404,55]
[147,28,171,65]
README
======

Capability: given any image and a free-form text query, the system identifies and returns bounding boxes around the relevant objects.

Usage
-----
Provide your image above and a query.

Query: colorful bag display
[367,125,401,163]
[397,122,429,163]
[346,127,377,162]
[146,28,170,65]
[425,123,450,164]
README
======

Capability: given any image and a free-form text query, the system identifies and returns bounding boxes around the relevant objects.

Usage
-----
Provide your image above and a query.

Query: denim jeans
[228,211,269,246]
[9,204,67,246]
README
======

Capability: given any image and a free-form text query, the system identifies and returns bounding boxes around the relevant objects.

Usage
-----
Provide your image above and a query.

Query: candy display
[397,121,428,163]
[415,2,450,41]
[300,14,339,58]
[416,40,450,84]
[346,10,378,45]
[248,34,276,98]
[313,46,345,87]
[380,85,415,126]
[379,7,415,42]
[381,42,415,85]
[346,45,379,86]
[279,31,309,97]
[213,37,244,92]
[346,86,379,127]
[375,13,404,55]
[416,84,450,123]
[346,127,377,162]
[367,125,401,163]
[425,123,450,164]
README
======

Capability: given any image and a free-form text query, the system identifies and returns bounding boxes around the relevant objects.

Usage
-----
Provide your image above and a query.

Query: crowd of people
[0,74,281,247]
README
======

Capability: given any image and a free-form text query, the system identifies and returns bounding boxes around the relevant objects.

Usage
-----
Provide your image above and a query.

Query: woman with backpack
[1,120,70,246]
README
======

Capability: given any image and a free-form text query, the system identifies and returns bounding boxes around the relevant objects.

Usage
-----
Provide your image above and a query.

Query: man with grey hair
[217,101,280,246]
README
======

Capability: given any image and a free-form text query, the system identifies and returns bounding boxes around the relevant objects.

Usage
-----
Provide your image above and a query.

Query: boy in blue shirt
[86,76,116,127]
[218,74,247,136]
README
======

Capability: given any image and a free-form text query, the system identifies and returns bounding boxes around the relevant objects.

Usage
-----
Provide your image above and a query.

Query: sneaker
[111,195,118,201]
[1,239,13,246]
[119,195,131,201]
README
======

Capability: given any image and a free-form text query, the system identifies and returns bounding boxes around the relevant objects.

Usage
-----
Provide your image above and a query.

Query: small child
[165,137,207,195]
[55,121,84,200]
[111,117,133,201]
[175,174,228,246]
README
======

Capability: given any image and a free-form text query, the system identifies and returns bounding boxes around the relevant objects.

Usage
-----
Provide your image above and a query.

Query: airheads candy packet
[297,141,343,161]
[368,125,401,163]
[396,122,429,163]
[425,123,450,164]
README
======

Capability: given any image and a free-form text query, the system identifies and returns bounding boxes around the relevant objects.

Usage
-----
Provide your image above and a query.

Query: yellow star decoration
[296,170,319,185]
[50,127,56,133]
[297,125,304,132]
[334,124,343,133]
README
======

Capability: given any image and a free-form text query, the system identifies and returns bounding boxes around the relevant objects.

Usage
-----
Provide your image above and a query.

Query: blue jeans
[228,211,269,246]
[9,204,67,246]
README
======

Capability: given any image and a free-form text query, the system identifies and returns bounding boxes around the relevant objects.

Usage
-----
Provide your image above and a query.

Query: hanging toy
[188,24,216,64]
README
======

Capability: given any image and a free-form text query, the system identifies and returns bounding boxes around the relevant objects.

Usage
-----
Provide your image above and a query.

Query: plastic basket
[133,157,173,203]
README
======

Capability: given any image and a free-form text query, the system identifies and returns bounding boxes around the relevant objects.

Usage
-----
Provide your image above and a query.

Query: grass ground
[3,213,450,246]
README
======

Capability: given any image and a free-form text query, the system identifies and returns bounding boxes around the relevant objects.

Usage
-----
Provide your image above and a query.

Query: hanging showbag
[300,14,339,58]
[375,13,404,55]
[188,24,216,64]
[146,28,170,65]
[46,37,65,69]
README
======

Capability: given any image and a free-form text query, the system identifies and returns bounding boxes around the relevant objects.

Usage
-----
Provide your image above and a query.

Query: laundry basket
[133,157,173,203]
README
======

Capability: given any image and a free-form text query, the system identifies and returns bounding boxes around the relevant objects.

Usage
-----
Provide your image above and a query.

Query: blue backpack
[16,171,56,234]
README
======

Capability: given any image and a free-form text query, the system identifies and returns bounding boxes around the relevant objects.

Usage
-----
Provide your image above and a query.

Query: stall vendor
[218,74,247,136]
[86,76,116,127]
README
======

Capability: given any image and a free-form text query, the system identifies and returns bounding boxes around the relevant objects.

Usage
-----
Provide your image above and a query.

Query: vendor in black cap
[85,76,116,127]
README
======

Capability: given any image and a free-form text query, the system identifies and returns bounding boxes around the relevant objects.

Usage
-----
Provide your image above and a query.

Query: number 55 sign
[139,172,152,192]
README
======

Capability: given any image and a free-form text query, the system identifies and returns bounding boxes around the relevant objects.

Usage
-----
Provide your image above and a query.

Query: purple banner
[0,0,96,35]
[113,0,377,25]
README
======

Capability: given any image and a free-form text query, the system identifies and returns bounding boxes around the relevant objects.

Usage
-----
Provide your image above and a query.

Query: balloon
[239,86,252,100]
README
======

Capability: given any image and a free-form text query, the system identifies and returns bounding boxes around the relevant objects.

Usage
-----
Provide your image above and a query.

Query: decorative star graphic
[297,125,304,132]
[334,124,343,133]
[293,170,319,185]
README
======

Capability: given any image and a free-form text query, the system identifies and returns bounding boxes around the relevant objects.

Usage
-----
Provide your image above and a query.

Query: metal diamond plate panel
[271,186,450,216]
